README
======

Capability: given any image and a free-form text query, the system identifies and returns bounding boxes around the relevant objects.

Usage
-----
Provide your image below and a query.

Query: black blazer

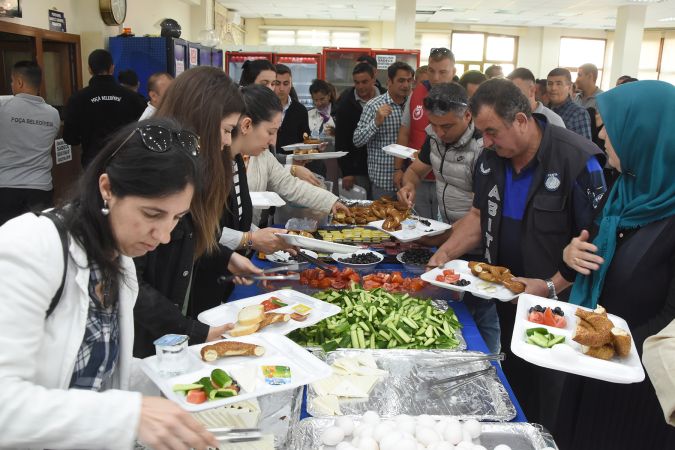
[276,100,310,152]
[334,87,368,177]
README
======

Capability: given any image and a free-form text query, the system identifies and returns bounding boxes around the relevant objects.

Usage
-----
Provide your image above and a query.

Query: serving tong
[207,427,262,443]
[294,249,335,273]
[217,263,303,283]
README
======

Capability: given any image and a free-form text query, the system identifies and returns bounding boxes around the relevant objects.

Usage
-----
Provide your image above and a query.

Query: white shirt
[281,96,292,122]
[139,102,156,121]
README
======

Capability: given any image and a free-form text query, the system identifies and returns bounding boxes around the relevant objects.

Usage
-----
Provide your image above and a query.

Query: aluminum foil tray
[307,350,515,421]
[289,418,558,450]
[338,199,374,207]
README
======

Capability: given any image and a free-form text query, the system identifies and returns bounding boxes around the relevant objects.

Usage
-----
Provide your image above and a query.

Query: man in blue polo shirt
[428,78,606,426]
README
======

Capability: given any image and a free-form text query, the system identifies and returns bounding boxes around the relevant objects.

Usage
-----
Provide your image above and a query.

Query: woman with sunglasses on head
[132,67,261,358]
[0,118,217,449]
[556,80,675,449]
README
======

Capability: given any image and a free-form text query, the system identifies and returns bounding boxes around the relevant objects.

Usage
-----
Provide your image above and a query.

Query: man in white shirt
[507,68,566,128]
[0,61,60,225]
[575,63,603,110]
[139,72,174,120]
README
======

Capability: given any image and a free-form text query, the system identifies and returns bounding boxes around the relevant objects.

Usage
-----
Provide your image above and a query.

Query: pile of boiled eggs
[320,411,555,450]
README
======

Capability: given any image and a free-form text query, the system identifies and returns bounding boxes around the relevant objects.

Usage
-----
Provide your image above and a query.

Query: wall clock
[99,0,126,26]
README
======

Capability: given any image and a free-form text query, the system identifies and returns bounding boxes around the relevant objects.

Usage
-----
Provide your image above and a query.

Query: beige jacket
[247,150,337,225]
[643,319,675,426]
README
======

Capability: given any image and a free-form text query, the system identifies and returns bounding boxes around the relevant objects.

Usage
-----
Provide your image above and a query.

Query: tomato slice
[186,389,207,404]
[543,308,557,327]
[436,274,445,282]
[528,311,544,324]
[318,278,332,289]
[410,279,425,291]
[348,273,360,282]
[331,279,346,289]
[363,280,381,290]
[391,273,404,284]
[553,315,567,328]
[309,279,319,288]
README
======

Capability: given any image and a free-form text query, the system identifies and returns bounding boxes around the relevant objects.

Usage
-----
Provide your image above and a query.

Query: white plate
[141,334,332,412]
[420,259,519,301]
[511,294,645,384]
[382,143,417,160]
[266,249,319,264]
[331,249,384,268]
[368,217,451,243]
[249,192,286,208]
[281,143,321,151]
[277,233,362,254]
[292,151,348,161]
[197,289,341,332]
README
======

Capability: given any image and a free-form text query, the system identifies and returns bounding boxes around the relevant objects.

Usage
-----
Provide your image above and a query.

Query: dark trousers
[0,187,53,226]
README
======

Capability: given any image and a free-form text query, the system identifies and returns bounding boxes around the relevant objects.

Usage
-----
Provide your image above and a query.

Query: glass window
[418,33,451,65]
[486,36,515,61]
[263,28,366,47]
[451,33,484,61]
[559,38,606,69]
[450,32,517,80]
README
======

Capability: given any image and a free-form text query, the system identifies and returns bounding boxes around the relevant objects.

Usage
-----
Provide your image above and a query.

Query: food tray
[306,349,514,421]
[289,418,557,449]
[197,289,341,334]
[141,334,332,412]
[266,249,319,264]
[382,143,418,159]
[249,192,286,208]
[422,260,519,302]
[293,151,348,161]
[337,199,373,208]
[281,143,321,151]
[368,218,451,243]
[511,294,645,384]
[278,233,362,254]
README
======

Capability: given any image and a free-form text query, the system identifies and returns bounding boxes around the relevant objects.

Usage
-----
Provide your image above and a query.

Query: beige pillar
[394,0,416,49]
[610,4,646,84]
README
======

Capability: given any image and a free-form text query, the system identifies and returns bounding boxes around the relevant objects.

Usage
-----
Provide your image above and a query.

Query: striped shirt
[232,161,243,218]
[353,91,407,191]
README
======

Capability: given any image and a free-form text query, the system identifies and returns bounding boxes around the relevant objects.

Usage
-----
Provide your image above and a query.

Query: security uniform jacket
[63,75,145,166]
[334,87,368,178]
[473,114,604,288]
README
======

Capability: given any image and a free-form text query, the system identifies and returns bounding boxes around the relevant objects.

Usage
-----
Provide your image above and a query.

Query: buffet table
[231,258,527,423]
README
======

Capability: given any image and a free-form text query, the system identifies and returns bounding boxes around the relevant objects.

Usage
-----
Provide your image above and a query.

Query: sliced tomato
[331,279,346,289]
[528,311,544,324]
[348,273,360,282]
[553,315,567,328]
[444,274,460,284]
[391,273,404,284]
[381,282,394,291]
[410,279,425,291]
[309,279,319,288]
[442,269,456,276]
[186,389,207,404]
[363,280,381,290]
[299,277,309,285]
[343,268,356,276]
[436,274,446,282]
[542,307,557,327]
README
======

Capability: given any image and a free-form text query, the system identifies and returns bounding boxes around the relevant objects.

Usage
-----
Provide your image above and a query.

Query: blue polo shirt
[493,123,606,277]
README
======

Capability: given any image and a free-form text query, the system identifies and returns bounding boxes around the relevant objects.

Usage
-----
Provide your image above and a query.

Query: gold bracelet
[290,165,296,177]
[238,231,249,249]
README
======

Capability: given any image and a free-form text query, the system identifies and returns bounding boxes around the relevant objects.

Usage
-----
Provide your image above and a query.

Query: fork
[207,427,263,443]
[413,353,505,379]
[414,366,495,401]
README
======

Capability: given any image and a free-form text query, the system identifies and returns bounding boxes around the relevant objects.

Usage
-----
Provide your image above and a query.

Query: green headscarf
[570,80,675,308]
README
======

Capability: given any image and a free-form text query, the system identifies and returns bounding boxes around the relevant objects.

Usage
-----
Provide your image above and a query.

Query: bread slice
[611,327,632,357]
[581,343,615,360]
[238,305,264,326]
[229,322,260,337]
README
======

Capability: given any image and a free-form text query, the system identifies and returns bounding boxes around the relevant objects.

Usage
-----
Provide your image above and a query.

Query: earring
[101,199,110,216]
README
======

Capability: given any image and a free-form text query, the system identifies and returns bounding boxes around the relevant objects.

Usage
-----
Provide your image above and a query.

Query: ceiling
[216,0,675,29]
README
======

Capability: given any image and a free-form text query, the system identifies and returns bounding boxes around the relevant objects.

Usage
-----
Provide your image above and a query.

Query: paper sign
[375,54,396,70]
[189,47,198,66]
[48,10,66,32]
[54,139,72,164]
[175,60,185,75]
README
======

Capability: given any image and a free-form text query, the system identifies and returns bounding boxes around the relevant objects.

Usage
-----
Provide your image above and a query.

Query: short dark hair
[536,79,547,91]
[147,72,173,93]
[429,47,455,63]
[485,65,503,78]
[356,55,377,68]
[12,61,42,88]
[507,67,536,84]
[88,49,114,75]
[117,69,139,87]
[424,83,468,117]
[352,62,375,78]
[275,63,292,77]
[470,78,532,123]
[458,70,486,89]
[387,61,414,81]
[547,67,572,84]
[579,63,599,81]
[309,79,332,96]
[239,59,275,86]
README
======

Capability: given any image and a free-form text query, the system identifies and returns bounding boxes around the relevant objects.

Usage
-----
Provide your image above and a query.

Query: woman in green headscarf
[556,80,675,449]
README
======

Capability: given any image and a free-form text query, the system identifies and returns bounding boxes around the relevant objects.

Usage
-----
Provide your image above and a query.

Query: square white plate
[249,192,286,209]
[382,143,417,160]
[420,259,519,301]
[292,151,348,161]
[277,233,362,254]
[197,289,341,333]
[511,294,645,384]
[141,333,332,411]
[368,218,451,243]
[281,143,321,151]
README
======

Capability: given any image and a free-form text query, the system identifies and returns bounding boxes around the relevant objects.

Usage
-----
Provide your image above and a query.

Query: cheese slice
[229,365,258,393]
[312,394,342,416]
[356,353,379,369]
[312,374,341,397]
[330,378,370,398]
[332,357,361,374]
[345,375,381,396]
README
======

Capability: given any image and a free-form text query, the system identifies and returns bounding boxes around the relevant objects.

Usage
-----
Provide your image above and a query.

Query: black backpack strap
[40,211,69,318]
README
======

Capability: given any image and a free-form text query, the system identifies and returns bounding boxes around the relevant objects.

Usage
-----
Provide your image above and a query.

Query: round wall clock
[99,0,127,26]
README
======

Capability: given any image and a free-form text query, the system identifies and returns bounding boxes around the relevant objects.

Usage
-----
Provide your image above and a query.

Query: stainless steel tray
[306,350,516,421]
[289,418,558,450]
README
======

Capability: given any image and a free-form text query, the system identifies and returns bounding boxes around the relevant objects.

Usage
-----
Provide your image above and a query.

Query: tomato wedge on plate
[186,389,207,404]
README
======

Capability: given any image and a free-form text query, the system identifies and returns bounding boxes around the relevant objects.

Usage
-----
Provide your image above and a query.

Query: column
[394,0,416,49]
[610,4,646,84]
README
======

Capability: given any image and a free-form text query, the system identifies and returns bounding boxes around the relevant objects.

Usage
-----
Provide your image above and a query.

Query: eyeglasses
[430,47,452,58]
[106,125,200,166]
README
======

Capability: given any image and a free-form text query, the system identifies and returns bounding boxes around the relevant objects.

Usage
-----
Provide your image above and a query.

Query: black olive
[452,279,471,286]
[419,219,431,226]
[338,252,380,264]
[400,248,434,265]
[553,307,564,317]
[534,305,545,313]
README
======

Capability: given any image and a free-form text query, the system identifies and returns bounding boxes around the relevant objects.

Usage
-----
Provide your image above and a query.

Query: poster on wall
[48,10,66,32]
[0,0,22,18]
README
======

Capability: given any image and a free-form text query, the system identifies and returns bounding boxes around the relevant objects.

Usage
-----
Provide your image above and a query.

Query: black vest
[473,116,604,282]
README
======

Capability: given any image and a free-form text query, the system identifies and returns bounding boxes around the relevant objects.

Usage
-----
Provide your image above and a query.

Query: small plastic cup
[153,334,189,377]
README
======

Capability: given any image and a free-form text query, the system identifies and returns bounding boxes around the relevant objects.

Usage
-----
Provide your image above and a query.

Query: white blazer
[0,213,143,450]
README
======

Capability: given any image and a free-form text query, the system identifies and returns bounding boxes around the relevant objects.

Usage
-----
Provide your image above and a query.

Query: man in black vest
[427,78,606,425]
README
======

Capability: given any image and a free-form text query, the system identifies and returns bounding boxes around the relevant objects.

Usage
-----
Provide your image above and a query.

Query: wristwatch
[545,278,558,299]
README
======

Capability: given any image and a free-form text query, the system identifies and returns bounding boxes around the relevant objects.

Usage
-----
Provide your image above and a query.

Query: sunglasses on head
[430,47,452,57]
[106,125,200,166]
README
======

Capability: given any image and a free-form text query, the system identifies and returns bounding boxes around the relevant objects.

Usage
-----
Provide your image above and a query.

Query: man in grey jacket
[398,82,483,226]
[0,61,59,225]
